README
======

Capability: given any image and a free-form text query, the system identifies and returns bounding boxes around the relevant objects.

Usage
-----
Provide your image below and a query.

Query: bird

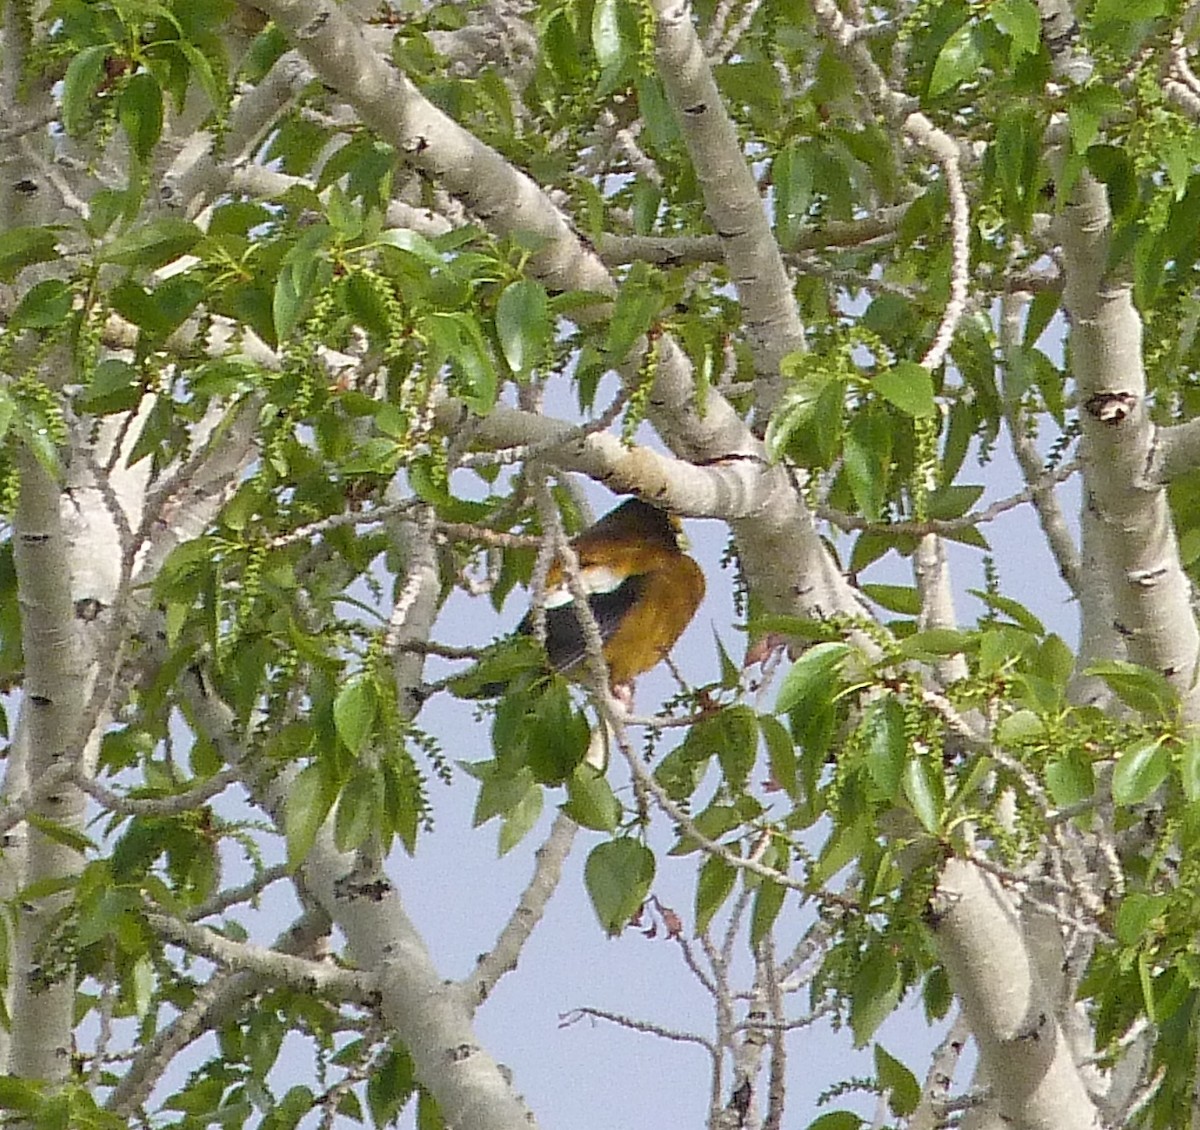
[519,496,706,695]
[454,497,705,773]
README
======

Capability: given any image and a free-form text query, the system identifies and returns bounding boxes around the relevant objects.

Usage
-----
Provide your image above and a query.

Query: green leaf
[1115,892,1166,947]
[176,39,223,108]
[747,614,842,643]
[563,765,621,832]
[1181,732,1200,802]
[978,625,1033,675]
[995,709,1043,746]
[417,1090,445,1130]
[805,1115,863,1130]
[874,1043,921,1117]
[119,72,164,161]
[0,1074,42,1112]
[1024,288,1061,349]
[273,225,332,342]
[0,393,14,451]
[760,714,798,798]
[843,407,891,520]
[764,376,845,466]
[1035,634,1075,690]
[695,855,737,935]
[1086,146,1138,221]
[62,44,109,136]
[471,762,536,826]
[335,769,380,853]
[1112,740,1169,806]
[775,642,849,715]
[25,813,95,854]
[719,59,784,116]
[334,676,378,755]
[1139,951,1156,1023]
[527,682,590,784]
[1093,0,1165,22]
[715,705,759,791]
[0,226,60,282]
[14,406,62,478]
[902,758,942,834]
[923,966,952,1022]
[286,763,336,867]
[496,278,550,377]
[898,628,973,659]
[160,276,207,337]
[450,638,545,698]
[378,227,444,263]
[926,484,984,520]
[1067,87,1115,156]
[861,584,920,615]
[604,264,662,366]
[929,21,983,97]
[864,697,906,799]
[585,838,656,935]
[425,311,499,414]
[591,0,626,70]
[654,737,710,801]
[773,142,814,246]
[873,362,937,418]
[1085,660,1179,719]
[499,781,543,855]
[1017,673,1060,715]
[850,941,902,1045]
[366,1047,416,1130]
[989,0,1040,58]
[20,875,77,905]
[111,276,204,342]
[11,280,74,329]
[669,803,741,854]
[714,628,740,689]
[102,218,202,269]
[79,358,144,415]
[750,875,787,947]
[1046,751,1094,808]
[969,589,1045,635]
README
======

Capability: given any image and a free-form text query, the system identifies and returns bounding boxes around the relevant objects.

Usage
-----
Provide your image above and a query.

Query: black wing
[519,574,648,673]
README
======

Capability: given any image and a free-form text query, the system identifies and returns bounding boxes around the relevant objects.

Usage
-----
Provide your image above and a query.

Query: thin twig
[185,862,291,921]
[146,912,376,1002]
[462,812,578,1010]
[818,459,1079,536]
[559,1006,715,1051]
[76,766,241,818]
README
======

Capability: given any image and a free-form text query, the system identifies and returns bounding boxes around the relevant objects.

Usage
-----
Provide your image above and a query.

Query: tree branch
[928,859,1102,1130]
[1060,170,1200,717]
[461,812,578,1011]
[147,912,375,1001]
[108,909,333,1117]
[1148,416,1200,484]
[651,0,807,417]
[168,544,544,1130]
[7,438,88,1083]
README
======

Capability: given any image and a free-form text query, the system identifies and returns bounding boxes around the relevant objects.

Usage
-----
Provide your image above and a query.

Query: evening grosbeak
[459,497,705,773]
[522,496,706,694]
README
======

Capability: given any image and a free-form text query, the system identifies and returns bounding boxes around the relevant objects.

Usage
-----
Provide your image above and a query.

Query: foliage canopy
[3,0,1200,1127]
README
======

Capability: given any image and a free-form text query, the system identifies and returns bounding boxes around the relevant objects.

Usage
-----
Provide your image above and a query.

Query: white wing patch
[543,564,626,608]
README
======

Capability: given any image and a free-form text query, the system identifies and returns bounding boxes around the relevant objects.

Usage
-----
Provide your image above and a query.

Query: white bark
[651,0,807,416]
[929,860,1102,1130]
[1061,172,1200,716]
[7,445,86,1084]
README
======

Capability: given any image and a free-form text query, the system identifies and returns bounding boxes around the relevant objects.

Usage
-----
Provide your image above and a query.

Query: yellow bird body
[527,498,705,688]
